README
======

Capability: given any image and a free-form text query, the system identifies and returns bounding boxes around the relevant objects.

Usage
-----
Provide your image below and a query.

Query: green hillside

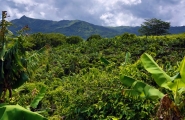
[6,31,185,120]
[9,16,185,39]
[2,13,185,119]
[9,16,121,39]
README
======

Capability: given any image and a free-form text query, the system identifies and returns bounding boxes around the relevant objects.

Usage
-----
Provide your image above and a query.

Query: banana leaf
[0,104,47,120]
[141,53,171,90]
[179,56,185,83]
[120,75,164,99]
[30,86,47,109]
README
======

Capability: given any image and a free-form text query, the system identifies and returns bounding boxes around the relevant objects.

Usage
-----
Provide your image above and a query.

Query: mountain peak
[20,15,29,19]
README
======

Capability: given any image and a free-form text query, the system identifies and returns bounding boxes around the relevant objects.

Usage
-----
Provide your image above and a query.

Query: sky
[0,0,185,26]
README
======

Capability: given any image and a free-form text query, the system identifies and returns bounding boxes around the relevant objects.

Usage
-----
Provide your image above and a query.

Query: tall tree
[138,18,170,36]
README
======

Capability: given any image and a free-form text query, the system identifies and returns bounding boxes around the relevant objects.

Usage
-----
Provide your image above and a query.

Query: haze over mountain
[9,16,185,39]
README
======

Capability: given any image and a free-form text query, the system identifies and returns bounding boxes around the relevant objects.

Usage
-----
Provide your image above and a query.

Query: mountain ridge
[9,16,185,39]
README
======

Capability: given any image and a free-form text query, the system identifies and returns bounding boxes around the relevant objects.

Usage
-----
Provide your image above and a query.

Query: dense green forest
[7,31,185,120]
[1,11,185,119]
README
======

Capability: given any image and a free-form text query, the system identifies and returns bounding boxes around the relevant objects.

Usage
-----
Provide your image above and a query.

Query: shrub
[66,36,83,44]
[86,34,101,41]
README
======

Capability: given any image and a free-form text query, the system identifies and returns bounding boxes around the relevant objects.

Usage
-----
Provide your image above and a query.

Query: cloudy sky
[0,0,185,26]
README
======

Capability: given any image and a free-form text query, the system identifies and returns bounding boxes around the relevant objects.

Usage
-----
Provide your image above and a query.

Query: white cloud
[100,12,143,26]
[96,0,141,6]
[0,0,185,26]
[100,13,114,23]
[8,0,37,6]
[39,12,45,17]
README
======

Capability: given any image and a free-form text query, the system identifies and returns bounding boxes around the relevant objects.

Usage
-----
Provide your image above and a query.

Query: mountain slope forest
[4,28,185,120]
[9,15,185,39]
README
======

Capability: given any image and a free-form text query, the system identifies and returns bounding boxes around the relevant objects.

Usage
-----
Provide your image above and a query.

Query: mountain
[8,16,139,39]
[9,16,185,39]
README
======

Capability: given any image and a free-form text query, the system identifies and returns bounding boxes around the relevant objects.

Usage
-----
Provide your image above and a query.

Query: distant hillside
[9,16,185,39]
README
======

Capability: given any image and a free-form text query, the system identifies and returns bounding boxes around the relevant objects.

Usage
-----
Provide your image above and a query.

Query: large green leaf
[179,56,185,83]
[120,75,164,99]
[30,86,47,109]
[120,75,135,87]
[143,85,164,99]
[141,53,171,89]
[0,104,47,120]
[167,76,185,92]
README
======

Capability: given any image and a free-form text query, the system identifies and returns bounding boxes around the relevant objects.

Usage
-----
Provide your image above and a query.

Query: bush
[66,36,83,44]
[26,33,67,50]
[86,34,101,41]
[45,33,66,47]
[120,33,136,40]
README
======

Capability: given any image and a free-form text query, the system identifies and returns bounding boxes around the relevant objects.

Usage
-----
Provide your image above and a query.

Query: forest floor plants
[121,53,185,120]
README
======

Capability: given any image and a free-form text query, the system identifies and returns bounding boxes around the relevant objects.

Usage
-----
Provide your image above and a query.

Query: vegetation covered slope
[9,16,120,39]
[8,32,185,119]
[9,16,185,39]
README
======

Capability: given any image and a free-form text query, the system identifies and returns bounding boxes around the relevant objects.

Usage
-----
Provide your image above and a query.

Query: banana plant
[0,11,48,119]
[0,11,48,102]
[121,53,185,102]
[0,11,27,101]
[0,86,47,120]
[141,53,185,105]
[120,53,185,119]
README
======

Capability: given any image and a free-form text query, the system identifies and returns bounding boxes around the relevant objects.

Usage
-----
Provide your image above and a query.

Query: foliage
[86,34,101,41]
[4,15,185,119]
[0,11,29,101]
[38,67,155,120]
[120,75,164,99]
[138,18,170,36]
[120,33,136,40]
[0,104,47,120]
[25,33,66,50]
[121,53,185,119]
[29,86,47,109]
[0,11,47,119]
[0,85,47,120]
[66,36,84,44]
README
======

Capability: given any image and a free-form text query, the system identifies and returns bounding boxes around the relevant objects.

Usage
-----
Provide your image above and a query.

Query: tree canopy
[86,34,101,41]
[138,18,170,36]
